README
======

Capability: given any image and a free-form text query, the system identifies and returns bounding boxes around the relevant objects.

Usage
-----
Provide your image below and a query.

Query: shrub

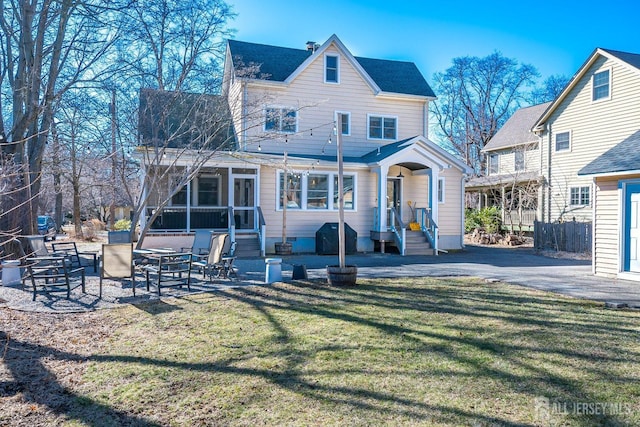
[465,207,502,234]
[114,219,132,231]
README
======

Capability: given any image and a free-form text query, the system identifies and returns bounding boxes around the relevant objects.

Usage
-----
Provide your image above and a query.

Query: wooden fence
[534,221,592,253]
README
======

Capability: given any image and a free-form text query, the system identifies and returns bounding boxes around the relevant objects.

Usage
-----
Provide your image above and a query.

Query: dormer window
[325,54,339,83]
[592,69,610,101]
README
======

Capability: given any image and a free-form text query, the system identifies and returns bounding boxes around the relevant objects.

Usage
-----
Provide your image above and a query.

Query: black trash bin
[315,222,357,255]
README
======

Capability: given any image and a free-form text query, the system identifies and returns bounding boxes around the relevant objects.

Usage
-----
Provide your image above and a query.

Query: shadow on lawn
[205,280,639,425]
[0,331,160,426]
[2,278,638,425]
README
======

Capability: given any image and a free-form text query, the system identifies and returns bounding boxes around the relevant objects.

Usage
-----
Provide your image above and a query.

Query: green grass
[74,277,640,426]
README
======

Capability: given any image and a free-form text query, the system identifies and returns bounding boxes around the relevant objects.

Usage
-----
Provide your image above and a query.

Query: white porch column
[375,165,389,232]
[186,179,191,232]
[430,168,439,223]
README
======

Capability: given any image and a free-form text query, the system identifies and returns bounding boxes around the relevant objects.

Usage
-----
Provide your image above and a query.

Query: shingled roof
[227,38,435,97]
[601,48,640,70]
[578,130,640,176]
[483,102,550,152]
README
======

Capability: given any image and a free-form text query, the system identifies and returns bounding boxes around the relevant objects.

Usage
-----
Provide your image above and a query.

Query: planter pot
[274,242,292,255]
[326,265,358,286]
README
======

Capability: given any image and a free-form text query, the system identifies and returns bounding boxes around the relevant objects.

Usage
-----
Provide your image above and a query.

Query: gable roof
[534,48,640,130]
[227,35,435,98]
[138,88,236,150]
[578,130,640,176]
[483,102,550,152]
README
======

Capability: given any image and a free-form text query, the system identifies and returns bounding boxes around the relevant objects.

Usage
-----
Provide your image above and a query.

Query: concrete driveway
[243,244,640,308]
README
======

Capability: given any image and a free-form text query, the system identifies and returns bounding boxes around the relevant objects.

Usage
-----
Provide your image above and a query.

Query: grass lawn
[9,277,640,426]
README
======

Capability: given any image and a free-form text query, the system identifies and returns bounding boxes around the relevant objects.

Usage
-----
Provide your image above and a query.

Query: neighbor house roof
[482,102,550,152]
[534,48,640,129]
[578,130,640,176]
[138,89,236,150]
[465,171,543,190]
[227,37,435,98]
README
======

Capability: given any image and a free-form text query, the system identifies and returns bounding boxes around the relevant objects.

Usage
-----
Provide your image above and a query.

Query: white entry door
[628,191,640,272]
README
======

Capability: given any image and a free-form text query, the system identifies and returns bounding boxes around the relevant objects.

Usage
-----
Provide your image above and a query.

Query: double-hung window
[334,175,355,210]
[368,115,397,140]
[325,54,339,83]
[307,174,329,209]
[336,111,350,136]
[592,69,610,101]
[570,186,590,206]
[488,153,499,174]
[515,150,525,171]
[265,107,297,133]
[555,131,571,152]
[279,174,302,209]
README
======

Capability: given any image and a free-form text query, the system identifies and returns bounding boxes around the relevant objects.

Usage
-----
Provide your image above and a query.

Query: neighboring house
[465,102,550,231]
[138,34,472,256]
[578,128,640,280]
[533,48,640,281]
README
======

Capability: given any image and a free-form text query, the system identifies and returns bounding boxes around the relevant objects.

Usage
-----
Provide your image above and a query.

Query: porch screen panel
[198,177,220,206]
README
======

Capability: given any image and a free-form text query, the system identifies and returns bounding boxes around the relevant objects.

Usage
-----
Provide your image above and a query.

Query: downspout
[461,174,467,248]
[546,124,552,223]
[423,101,429,138]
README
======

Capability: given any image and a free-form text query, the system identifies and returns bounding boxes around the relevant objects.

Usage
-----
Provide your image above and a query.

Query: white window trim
[335,111,351,136]
[195,175,221,207]
[569,186,590,207]
[276,170,357,211]
[554,130,572,153]
[264,105,298,134]
[324,53,340,84]
[592,67,612,103]
[367,114,398,141]
[438,177,445,204]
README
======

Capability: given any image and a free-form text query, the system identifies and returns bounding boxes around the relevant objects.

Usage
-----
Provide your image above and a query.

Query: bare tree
[432,52,539,175]
[0,0,121,241]
[528,74,570,105]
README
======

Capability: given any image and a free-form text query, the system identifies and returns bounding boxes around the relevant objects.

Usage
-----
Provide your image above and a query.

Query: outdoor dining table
[134,250,194,295]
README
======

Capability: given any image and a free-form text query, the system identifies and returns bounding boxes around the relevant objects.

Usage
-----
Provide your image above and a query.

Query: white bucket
[2,260,21,286]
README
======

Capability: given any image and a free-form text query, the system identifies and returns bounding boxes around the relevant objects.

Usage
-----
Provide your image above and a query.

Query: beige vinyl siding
[242,44,427,158]
[593,177,620,277]
[488,146,540,175]
[544,55,640,222]
[260,165,376,243]
[438,167,464,239]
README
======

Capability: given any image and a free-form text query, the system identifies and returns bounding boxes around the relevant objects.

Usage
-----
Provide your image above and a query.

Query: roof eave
[578,169,640,178]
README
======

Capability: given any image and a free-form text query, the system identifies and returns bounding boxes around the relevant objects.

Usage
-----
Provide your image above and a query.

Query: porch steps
[404,230,434,256]
[234,233,261,258]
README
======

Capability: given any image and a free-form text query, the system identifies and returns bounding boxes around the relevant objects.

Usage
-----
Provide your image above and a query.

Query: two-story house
[138,35,471,256]
[465,102,550,231]
[548,49,640,281]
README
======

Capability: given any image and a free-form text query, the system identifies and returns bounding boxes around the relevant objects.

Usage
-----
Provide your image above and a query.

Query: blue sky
[231,0,640,81]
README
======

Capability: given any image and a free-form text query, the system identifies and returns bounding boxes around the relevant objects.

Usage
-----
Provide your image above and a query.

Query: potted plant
[327,115,357,286]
